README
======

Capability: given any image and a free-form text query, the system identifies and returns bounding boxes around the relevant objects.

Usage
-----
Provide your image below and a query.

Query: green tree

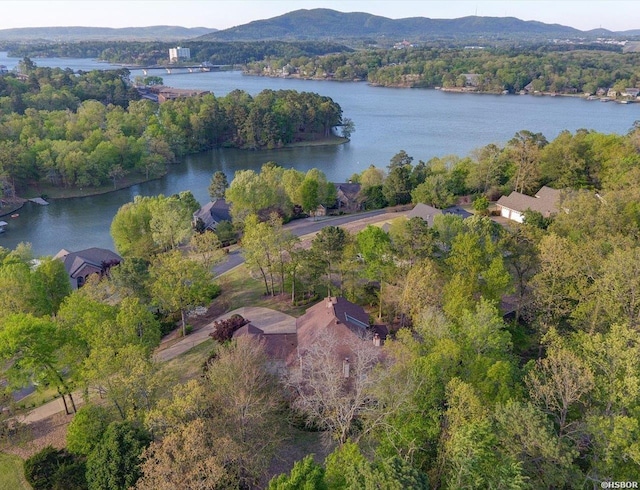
[269,455,326,489]
[110,196,157,258]
[359,165,385,190]
[149,196,193,251]
[24,446,87,490]
[355,225,393,319]
[311,225,349,296]
[0,313,77,414]
[32,256,72,315]
[208,170,228,200]
[324,442,429,490]
[67,405,113,456]
[86,421,151,490]
[300,177,320,216]
[189,231,225,271]
[340,117,355,139]
[149,250,214,337]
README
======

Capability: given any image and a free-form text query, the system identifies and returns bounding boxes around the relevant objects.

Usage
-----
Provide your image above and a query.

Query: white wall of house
[499,206,524,223]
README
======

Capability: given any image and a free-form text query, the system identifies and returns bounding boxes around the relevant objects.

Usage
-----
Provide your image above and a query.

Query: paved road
[213,208,394,276]
[20,209,407,425]
[22,307,296,423]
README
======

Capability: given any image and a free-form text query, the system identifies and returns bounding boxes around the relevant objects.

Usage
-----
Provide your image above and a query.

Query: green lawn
[15,385,61,411]
[0,452,31,490]
[218,264,309,318]
[161,338,215,384]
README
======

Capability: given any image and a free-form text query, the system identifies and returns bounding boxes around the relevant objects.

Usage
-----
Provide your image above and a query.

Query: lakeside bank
[17,135,348,201]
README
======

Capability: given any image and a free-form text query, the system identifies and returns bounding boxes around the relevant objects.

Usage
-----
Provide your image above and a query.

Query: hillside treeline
[246,46,640,94]
[340,127,640,215]
[1,40,352,66]
[0,63,343,193]
[2,126,640,488]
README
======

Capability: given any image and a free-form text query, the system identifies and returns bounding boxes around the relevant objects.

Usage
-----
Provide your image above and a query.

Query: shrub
[209,314,248,343]
[24,445,87,490]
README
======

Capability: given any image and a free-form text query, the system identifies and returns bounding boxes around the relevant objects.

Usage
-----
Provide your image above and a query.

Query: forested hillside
[2,124,640,487]
[0,61,343,195]
[246,45,640,94]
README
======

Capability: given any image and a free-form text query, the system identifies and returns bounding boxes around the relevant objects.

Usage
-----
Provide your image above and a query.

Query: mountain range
[198,9,640,41]
[0,9,638,44]
[0,26,216,42]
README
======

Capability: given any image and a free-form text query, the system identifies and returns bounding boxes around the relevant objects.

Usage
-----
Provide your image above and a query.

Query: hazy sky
[1,1,637,32]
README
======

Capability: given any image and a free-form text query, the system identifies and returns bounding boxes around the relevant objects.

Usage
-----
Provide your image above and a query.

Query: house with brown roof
[54,247,122,289]
[289,297,386,367]
[495,186,561,223]
[231,297,386,372]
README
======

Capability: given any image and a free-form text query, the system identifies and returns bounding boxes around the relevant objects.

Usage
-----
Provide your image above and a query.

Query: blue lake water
[0,53,638,256]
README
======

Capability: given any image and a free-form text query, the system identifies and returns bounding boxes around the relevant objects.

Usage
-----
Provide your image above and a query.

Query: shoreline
[0,198,27,218]
[242,72,638,101]
[17,136,348,201]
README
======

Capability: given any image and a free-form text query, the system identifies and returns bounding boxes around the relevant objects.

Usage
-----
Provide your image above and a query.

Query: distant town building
[169,46,191,63]
[0,65,8,75]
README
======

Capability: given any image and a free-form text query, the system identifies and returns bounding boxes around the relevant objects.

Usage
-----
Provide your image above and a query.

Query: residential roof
[55,247,122,289]
[496,186,561,216]
[408,203,472,224]
[444,206,473,219]
[407,203,443,224]
[233,324,297,361]
[335,183,362,200]
[289,297,380,365]
[193,199,231,230]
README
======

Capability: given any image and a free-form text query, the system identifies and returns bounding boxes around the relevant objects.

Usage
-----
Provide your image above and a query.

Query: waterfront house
[193,199,232,231]
[622,88,640,98]
[54,247,122,289]
[335,183,362,211]
[462,73,480,87]
[607,88,618,98]
[495,186,561,223]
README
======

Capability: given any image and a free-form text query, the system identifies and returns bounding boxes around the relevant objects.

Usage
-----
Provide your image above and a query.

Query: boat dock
[29,197,49,205]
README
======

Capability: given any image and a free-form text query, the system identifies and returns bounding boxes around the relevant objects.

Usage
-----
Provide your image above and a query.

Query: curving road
[20,208,408,425]
[213,208,400,276]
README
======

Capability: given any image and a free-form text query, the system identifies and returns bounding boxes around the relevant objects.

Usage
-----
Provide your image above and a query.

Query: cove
[0,55,638,256]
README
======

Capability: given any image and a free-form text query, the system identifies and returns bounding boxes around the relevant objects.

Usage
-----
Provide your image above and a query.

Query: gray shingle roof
[497,186,561,216]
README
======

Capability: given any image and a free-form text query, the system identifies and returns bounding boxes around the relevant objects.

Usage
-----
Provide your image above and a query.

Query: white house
[495,186,561,223]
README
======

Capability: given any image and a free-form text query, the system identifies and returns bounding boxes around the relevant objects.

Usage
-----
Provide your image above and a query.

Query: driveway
[152,307,297,361]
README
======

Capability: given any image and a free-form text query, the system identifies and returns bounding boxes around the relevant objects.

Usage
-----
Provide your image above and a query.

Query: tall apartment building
[169,46,191,63]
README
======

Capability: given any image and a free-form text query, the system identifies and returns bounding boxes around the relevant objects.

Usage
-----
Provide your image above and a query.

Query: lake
[0,53,639,256]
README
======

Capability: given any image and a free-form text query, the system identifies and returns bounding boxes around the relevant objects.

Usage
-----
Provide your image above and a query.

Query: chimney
[373,333,381,347]
[342,358,350,378]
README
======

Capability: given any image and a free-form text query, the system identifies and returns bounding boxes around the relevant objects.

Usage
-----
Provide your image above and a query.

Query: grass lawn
[0,452,31,490]
[218,265,309,318]
[15,385,61,411]
[161,337,215,384]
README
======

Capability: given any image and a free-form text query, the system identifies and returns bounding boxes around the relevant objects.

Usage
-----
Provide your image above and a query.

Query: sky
[0,0,637,33]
